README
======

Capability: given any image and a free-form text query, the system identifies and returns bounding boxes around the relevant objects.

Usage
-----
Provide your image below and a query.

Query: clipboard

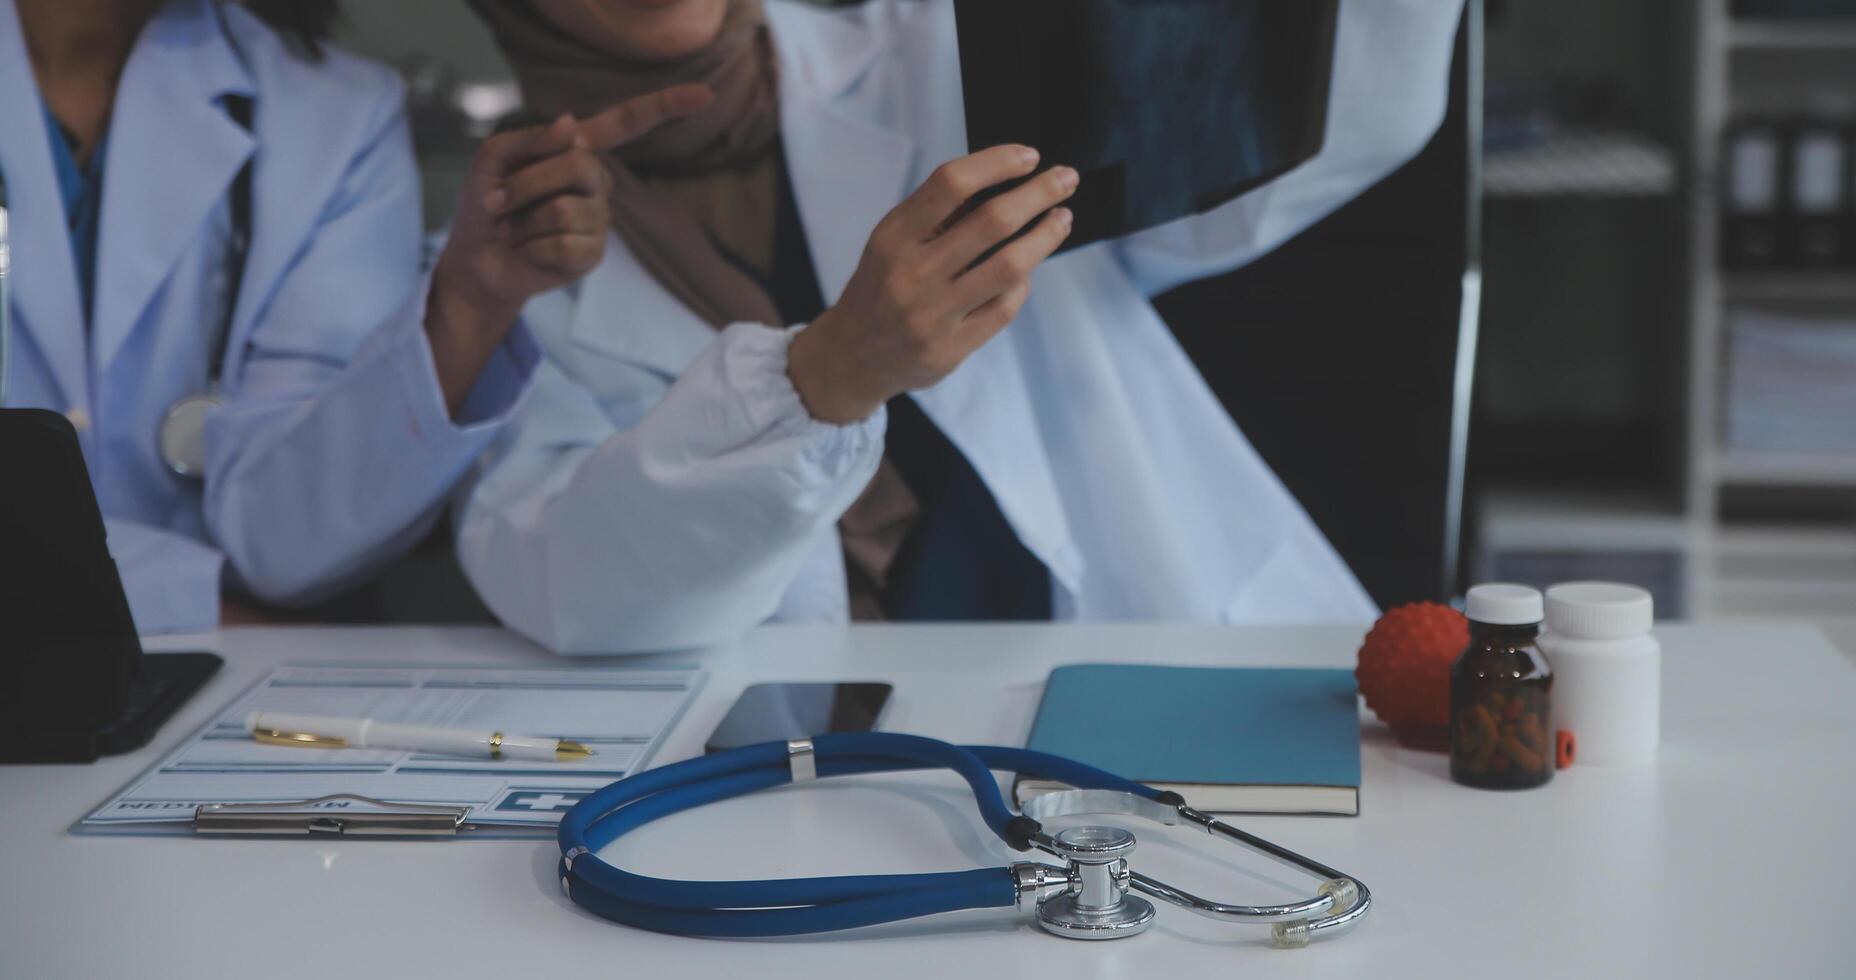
[77,663,706,839]
[194,795,472,837]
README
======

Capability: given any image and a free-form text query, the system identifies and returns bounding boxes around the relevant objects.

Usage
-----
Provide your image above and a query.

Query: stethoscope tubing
[571,875,1007,939]
[557,733,1160,936]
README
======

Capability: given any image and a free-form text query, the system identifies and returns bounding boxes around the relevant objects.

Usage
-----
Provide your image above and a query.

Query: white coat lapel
[91,0,254,373]
[766,1,909,306]
[0,0,87,410]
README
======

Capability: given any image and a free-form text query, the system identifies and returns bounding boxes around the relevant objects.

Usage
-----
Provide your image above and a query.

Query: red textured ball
[1355,602,1469,750]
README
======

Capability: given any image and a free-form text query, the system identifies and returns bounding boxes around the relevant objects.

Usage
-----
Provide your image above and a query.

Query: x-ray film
[956,0,1339,251]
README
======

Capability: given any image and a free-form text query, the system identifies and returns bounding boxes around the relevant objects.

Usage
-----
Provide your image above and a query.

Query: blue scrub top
[42,103,106,325]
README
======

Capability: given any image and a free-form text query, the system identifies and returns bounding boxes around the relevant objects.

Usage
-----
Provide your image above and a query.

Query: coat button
[64,407,91,432]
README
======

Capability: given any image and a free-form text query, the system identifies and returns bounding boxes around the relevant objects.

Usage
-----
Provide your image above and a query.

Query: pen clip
[194,794,469,837]
[252,728,348,749]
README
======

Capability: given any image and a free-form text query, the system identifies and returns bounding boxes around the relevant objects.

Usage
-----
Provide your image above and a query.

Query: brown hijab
[473,0,921,618]
[469,0,784,328]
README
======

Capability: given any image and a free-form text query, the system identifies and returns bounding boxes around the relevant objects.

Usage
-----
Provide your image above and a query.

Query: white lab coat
[0,0,535,632]
[457,0,1464,654]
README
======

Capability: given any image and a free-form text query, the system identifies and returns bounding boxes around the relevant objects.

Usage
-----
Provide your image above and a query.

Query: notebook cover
[1024,664,1361,795]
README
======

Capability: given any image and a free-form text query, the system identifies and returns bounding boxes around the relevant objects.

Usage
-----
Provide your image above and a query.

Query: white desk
[3,623,1853,979]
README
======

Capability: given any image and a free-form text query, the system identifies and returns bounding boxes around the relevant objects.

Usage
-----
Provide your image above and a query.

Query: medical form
[79,664,704,834]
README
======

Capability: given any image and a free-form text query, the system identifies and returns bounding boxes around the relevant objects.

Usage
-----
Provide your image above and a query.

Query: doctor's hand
[424,83,716,417]
[787,146,1078,425]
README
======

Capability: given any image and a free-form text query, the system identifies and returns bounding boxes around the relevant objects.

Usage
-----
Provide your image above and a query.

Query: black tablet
[956,0,1340,251]
[0,409,220,762]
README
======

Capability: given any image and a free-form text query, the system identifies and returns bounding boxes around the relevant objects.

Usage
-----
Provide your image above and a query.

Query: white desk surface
[4,622,1853,979]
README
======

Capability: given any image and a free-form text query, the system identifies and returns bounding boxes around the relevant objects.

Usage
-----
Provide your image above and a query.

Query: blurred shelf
[1728,19,1856,49]
[1712,521,1856,617]
[1722,272,1856,304]
[1716,523,1856,582]
[1715,448,1856,486]
[1477,489,1691,550]
[1483,129,1678,198]
[1712,576,1856,617]
[1475,489,1692,617]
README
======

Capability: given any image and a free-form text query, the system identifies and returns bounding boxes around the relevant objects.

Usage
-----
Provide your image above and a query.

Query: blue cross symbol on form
[515,793,576,811]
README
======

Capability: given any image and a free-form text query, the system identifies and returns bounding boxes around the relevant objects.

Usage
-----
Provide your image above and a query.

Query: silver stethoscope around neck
[153,90,254,480]
[158,5,258,479]
[0,8,252,480]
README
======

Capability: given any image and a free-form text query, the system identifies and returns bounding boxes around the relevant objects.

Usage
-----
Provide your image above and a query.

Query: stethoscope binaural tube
[556,732,1369,943]
[159,17,255,481]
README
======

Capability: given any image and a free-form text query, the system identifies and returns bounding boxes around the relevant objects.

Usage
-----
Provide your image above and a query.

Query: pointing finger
[578,83,717,152]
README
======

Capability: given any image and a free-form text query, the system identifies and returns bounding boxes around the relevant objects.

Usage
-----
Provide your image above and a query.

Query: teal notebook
[1016,665,1361,816]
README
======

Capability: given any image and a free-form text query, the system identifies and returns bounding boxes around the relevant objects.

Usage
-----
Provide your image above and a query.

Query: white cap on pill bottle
[1545,582,1653,639]
[1464,584,1544,626]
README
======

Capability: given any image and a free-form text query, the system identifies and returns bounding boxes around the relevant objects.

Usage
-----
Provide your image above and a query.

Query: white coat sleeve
[455,323,884,655]
[201,91,538,606]
[1114,0,1465,297]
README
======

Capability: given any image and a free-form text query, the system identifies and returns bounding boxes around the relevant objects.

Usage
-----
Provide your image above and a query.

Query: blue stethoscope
[557,732,1370,945]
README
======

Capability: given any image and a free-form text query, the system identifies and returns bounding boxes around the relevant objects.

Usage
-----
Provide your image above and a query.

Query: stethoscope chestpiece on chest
[157,390,225,479]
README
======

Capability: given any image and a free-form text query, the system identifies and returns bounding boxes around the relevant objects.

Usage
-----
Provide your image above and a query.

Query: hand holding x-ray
[788,145,1079,424]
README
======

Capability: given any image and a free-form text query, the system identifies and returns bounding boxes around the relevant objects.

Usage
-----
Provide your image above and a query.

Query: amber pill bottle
[1450,584,1554,790]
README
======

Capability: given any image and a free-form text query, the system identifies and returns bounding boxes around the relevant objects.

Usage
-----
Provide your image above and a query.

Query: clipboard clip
[194,794,470,837]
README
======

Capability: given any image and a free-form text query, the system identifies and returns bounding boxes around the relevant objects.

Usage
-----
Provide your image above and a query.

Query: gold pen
[246,712,594,762]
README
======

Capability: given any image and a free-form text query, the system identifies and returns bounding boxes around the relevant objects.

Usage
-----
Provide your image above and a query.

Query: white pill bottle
[1541,582,1659,766]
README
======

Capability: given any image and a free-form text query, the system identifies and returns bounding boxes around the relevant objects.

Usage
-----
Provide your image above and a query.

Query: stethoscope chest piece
[158,390,224,479]
[1033,825,1155,940]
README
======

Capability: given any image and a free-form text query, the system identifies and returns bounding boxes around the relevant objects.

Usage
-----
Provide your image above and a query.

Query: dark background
[1157,9,1475,609]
